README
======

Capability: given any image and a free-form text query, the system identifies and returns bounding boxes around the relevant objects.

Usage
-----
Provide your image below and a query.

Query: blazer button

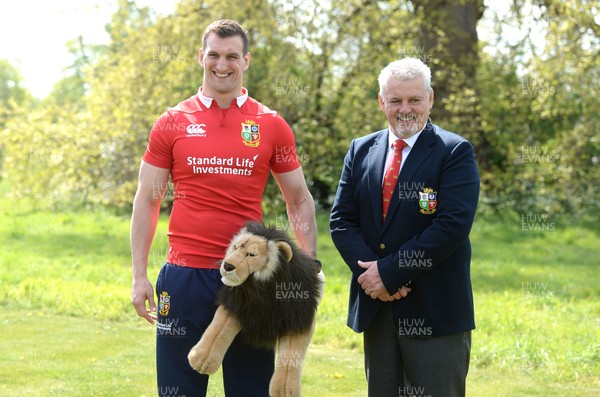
[379,243,385,250]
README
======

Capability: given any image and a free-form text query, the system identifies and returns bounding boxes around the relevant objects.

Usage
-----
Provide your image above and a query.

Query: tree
[0,59,32,107]
[0,59,34,182]
[476,0,599,217]
[0,59,34,128]
[408,0,490,169]
[41,35,99,110]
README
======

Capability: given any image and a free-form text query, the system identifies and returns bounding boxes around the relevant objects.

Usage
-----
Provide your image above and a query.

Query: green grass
[0,198,599,396]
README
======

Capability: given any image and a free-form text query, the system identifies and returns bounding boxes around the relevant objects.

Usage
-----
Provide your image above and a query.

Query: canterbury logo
[186,124,207,136]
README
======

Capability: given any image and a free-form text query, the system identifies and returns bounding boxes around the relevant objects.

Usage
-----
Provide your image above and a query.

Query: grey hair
[378,57,432,97]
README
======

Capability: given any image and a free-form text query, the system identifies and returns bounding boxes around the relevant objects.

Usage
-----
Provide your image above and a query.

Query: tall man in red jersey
[130,20,318,397]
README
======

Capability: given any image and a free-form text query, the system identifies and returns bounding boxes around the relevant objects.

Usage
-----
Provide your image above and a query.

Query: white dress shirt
[381,126,426,186]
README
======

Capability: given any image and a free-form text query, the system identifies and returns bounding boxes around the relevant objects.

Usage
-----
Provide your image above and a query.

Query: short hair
[202,19,249,55]
[378,57,432,97]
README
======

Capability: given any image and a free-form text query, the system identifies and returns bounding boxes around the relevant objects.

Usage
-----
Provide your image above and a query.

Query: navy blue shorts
[155,263,274,397]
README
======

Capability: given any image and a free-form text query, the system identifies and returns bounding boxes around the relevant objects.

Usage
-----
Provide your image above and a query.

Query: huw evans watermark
[522,282,555,298]
[398,318,432,337]
[398,46,434,64]
[517,145,558,164]
[399,385,432,397]
[521,76,556,95]
[521,213,556,232]
[275,74,309,97]
[276,349,303,368]
[275,282,310,301]
[274,144,310,166]
[157,385,186,397]
[275,213,310,233]
[398,250,432,269]
[397,182,427,201]
[156,318,187,338]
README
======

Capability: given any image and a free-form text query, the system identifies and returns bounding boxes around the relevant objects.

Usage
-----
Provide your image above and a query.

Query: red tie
[382,139,406,220]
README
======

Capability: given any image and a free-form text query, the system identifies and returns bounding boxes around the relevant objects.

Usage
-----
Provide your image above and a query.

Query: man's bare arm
[272,167,317,258]
[130,160,170,324]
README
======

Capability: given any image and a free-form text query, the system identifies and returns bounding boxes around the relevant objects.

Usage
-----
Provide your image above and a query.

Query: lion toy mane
[188,222,325,397]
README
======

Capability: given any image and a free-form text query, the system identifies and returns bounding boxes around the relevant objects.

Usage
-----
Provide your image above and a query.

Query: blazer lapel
[382,122,436,231]
[367,130,389,232]
[399,122,435,183]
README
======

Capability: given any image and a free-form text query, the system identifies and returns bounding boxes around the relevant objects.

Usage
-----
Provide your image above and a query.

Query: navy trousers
[155,263,274,397]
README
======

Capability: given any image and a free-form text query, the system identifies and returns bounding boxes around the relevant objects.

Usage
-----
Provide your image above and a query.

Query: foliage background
[1,0,598,220]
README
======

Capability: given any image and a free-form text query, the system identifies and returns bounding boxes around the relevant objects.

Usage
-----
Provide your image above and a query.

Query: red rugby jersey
[143,90,300,268]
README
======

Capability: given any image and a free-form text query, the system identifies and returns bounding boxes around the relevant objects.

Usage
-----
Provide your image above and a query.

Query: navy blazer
[330,121,480,336]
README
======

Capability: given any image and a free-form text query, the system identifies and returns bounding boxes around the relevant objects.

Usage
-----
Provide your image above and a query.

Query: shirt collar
[197,87,249,108]
[387,122,427,149]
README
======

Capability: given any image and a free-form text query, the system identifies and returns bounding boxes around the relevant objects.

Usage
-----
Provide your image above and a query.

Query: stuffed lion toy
[188,222,325,397]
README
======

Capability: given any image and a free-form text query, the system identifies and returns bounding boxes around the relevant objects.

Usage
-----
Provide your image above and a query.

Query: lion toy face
[220,228,293,287]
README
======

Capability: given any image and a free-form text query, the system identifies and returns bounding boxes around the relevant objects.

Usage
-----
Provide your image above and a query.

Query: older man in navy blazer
[330,58,480,397]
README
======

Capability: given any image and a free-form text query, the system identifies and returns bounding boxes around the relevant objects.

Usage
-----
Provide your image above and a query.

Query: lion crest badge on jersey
[241,120,261,147]
[159,291,171,316]
[419,188,437,214]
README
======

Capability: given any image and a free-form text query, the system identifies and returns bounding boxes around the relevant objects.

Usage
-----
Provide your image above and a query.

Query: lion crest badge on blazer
[419,188,437,214]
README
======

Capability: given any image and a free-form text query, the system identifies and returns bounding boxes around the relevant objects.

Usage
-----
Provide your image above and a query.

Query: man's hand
[376,286,412,302]
[131,276,157,324]
[357,260,388,299]
[357,260,411,300]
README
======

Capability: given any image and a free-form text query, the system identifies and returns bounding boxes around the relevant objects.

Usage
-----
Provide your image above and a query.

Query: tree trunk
[410,0,492,167]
